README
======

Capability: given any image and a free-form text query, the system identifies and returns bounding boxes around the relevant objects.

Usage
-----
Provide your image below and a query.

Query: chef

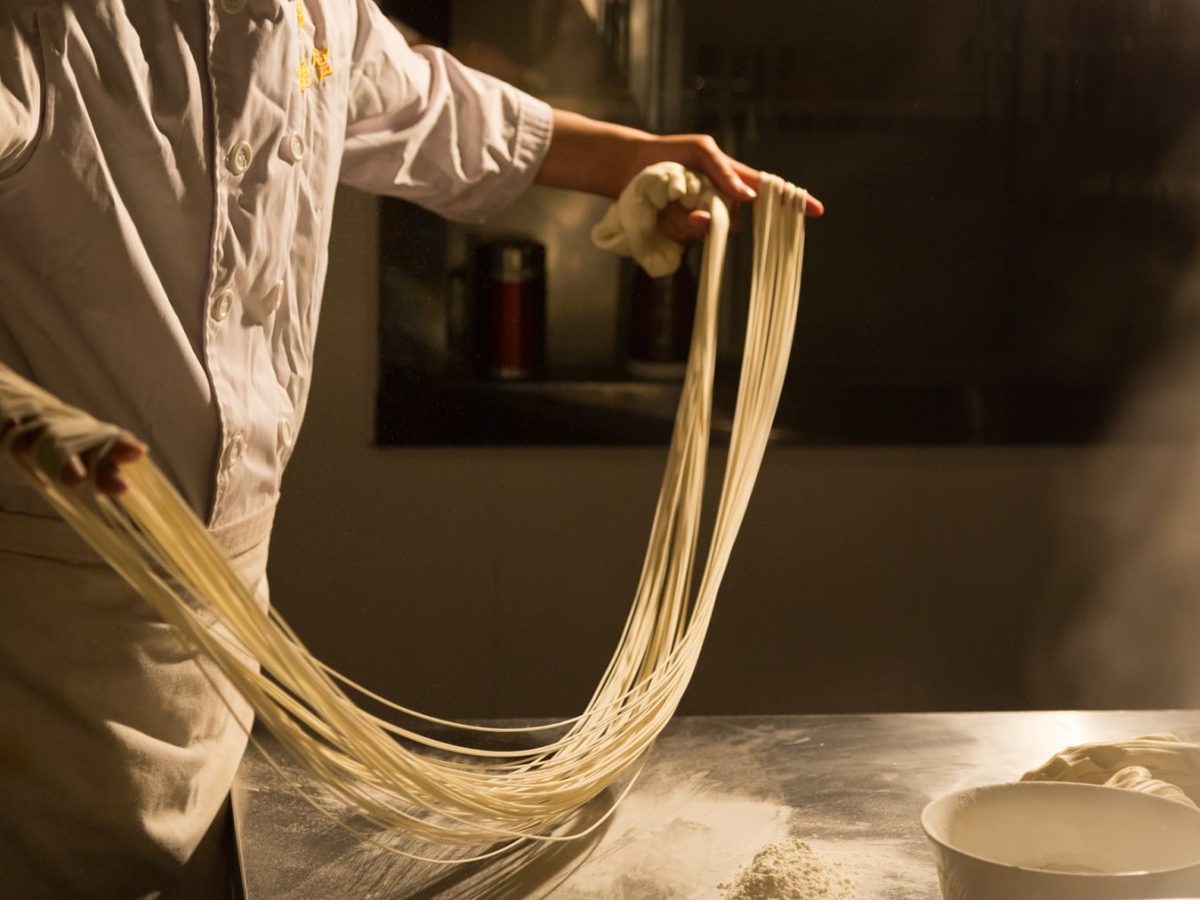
[0,2,821,896]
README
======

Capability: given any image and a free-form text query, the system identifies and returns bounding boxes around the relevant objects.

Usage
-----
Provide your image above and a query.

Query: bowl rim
[921,781,1200,879]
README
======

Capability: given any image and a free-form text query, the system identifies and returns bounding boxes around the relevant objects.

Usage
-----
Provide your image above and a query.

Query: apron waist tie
[0,500,277,564]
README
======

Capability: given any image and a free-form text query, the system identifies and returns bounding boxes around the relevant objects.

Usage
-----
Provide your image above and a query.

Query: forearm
[531,107,823,232]
[534,109,654,199]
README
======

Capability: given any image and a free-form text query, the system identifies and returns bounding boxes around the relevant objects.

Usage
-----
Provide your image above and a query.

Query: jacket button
[223,433,246,469]
[286,132,306,163]
[212,289,234,322]
[226,141,253,176]
[220,0,247,14]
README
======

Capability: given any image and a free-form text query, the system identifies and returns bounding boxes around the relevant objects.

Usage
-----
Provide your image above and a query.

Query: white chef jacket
[0,0,551,893]
[0,0,552,527]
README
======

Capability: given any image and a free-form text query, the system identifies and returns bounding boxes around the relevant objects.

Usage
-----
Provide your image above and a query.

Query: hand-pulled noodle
[0,169,809,863]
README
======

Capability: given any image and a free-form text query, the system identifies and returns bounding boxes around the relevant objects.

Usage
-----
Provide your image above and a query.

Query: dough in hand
[591,161,712,278]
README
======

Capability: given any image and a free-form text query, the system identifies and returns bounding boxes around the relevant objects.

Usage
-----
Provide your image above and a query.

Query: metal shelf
[375,365,1127,447]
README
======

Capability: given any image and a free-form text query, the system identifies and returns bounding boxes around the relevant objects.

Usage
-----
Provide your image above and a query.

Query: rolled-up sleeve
[340,1,553,223]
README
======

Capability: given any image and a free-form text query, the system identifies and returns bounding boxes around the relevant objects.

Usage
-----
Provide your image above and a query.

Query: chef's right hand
[2,421,147,497]
[0,365,148,496]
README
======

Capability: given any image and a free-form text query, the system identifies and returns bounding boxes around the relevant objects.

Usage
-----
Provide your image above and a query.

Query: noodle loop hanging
[0,167,809,863]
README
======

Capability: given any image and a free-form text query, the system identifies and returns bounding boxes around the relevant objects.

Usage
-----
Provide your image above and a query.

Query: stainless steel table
[232,711,1200,898]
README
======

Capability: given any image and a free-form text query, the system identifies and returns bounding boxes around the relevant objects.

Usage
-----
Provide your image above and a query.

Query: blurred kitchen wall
[266,0,1200,717]
[423,0,644,373]
[268,183,1092,718]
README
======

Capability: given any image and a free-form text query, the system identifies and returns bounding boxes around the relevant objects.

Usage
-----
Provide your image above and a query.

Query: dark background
[376,0,1200,445]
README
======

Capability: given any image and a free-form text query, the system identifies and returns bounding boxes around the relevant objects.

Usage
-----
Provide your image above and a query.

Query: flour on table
[719,838,854,899]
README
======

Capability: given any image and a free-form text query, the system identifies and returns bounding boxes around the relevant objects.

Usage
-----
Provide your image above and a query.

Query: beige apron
[0,503,274,898]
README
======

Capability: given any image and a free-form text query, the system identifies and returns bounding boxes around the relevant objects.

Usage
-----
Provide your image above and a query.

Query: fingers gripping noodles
[0,167,808,862]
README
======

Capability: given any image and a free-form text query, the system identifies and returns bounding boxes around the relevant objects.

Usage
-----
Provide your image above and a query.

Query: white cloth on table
[1022,733,1200,808]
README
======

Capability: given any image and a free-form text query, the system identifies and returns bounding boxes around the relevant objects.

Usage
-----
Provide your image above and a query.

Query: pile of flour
[719,839,853,899]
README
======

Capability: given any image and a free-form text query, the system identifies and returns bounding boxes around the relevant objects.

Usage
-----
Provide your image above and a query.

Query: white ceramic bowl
[922,782,1200,900]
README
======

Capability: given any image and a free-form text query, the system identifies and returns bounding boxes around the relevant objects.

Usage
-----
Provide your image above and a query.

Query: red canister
[477,241,546,380]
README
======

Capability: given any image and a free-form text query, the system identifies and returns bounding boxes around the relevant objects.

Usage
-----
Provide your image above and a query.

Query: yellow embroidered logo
[312,47,333,82]
[297,57,313,93]
[293,1,331,93]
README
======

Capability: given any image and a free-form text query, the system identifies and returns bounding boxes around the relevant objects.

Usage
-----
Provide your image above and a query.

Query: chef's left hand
[620,132,826,242]
[536,109,825,243]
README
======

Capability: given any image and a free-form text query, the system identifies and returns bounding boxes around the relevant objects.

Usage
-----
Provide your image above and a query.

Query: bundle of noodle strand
[0,171,808,863]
